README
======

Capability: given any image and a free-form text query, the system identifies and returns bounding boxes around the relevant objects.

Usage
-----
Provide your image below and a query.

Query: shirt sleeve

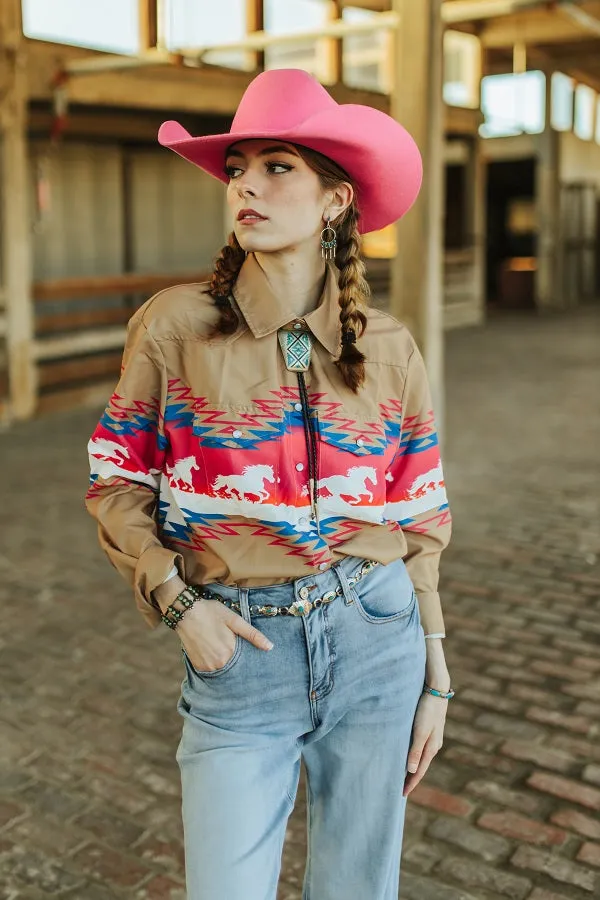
[84,310,184,630]
[384,341,452,635]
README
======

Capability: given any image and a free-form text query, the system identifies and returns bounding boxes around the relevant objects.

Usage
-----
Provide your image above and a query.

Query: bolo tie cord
[297,370,320,535]
[277,326,320,535]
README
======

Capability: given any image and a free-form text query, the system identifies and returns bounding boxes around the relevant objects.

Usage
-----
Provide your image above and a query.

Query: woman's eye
[224,165,243,179]
[267,163,292,174]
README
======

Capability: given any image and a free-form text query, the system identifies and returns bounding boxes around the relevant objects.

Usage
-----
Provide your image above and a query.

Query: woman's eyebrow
[225,145,300,161]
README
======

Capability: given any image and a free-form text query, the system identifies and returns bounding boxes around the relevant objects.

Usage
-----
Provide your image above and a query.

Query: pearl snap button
[293,323,302,330]
[296,462,304,471]
[232,430,242,438]
[319,562,328,571]
[298,516,308,526]
[294,402,302,412]
[356,438,365,447]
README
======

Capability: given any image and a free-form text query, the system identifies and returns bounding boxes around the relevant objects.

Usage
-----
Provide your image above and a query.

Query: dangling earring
[320,217,337,260]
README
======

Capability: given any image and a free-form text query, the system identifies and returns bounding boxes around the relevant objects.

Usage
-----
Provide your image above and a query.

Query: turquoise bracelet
[161,584,204,630]
[423,683,455,700]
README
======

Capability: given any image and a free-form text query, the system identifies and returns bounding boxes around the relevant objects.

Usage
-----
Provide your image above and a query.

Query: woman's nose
[236,173,260,199]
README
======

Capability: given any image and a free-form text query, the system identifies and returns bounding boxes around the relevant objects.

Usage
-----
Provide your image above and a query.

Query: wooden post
[139,0,158,51]
[0,0,36,420]
[466,133,487,324]
[246,0,265,71]
[390,0,446,429]
[535,69,562,311]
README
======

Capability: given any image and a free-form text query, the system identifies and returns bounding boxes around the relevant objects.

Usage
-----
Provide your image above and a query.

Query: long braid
[207,231,245,336]
[334,205,369,393]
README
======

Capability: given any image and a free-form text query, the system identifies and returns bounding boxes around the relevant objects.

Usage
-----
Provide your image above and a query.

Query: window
[342,6,390,93]
[551,72,574,132]
[443,30,481,109]
[264,0,330,80]
[574,84,595,141]
[22,0,139,54]
[165,0,249,70]
[480,71,546,138]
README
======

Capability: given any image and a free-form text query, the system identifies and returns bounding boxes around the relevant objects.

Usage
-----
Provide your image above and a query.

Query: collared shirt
[85,253,451,634]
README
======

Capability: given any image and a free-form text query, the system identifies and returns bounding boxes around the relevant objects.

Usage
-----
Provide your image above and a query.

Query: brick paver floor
[1,306,599,900]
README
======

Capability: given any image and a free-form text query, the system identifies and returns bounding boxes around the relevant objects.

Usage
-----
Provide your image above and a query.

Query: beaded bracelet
[423,683,455,700]
[161,584,204,630]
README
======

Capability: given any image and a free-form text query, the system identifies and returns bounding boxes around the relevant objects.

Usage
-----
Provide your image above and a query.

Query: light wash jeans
[175,555,426,900]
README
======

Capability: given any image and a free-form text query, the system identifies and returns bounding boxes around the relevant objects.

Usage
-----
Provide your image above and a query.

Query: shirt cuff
[161,565,179,584]
[415,591,445,636]
[134,546,185,630]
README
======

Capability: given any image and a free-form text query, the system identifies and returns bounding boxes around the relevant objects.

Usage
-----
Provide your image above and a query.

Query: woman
[86,68,453,900]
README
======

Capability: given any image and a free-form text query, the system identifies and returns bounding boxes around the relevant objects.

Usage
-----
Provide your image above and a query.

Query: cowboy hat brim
[158,103,422,235]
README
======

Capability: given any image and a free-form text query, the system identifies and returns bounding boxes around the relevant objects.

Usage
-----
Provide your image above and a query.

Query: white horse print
[211,464,275,503]
[318,466,378,505]
[402,462,445,500]
[89,438,130,465]
[166,456,200,492]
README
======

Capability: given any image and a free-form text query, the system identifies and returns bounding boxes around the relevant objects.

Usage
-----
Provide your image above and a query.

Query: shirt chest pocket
[315,414,390,518]
[192,403,285,508]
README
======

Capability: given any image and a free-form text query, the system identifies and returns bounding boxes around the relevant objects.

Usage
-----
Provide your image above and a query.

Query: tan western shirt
[85,254,451,634]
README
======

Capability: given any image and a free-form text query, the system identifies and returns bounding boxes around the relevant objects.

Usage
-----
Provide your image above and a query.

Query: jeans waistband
[203,555,369,604]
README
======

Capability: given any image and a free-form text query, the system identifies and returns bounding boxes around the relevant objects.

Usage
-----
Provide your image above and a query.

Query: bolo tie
[277,323,321,536]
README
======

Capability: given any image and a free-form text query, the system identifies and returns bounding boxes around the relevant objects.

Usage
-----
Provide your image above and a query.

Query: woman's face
[225,139,345,255]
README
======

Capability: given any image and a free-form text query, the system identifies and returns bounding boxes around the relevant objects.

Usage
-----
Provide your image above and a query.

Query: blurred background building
[1,0,599,425]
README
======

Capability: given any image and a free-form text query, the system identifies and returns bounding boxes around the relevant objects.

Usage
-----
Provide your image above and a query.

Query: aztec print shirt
[85,254,451,635]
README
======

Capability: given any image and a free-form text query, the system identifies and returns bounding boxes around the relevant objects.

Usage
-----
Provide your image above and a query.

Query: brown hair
[207,143,369,392]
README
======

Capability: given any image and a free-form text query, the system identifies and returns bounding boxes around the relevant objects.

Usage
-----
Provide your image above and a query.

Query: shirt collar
[232,253,341,358]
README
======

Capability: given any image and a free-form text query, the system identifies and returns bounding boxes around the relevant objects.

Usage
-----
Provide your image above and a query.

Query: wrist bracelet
[423,683,455,700]
[161,584,204,630]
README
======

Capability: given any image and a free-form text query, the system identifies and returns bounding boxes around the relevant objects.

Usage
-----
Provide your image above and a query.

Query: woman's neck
[252,246,328,319]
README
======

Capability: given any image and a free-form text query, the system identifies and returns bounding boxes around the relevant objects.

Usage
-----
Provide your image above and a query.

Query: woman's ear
[326,181,354,224]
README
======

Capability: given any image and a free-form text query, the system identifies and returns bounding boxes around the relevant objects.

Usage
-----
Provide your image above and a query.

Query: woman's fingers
[406,727,428,774]
[228,613,274,651]
[403,736,439,796]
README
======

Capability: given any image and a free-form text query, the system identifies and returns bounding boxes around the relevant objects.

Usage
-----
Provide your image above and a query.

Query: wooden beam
[139,0,158,51]
[38,351,122,388]
[480,9,594,47]
[26,39,253,113]
[37,379,120,416]
[332,1,344,85]
[0,0,37,420]
[34,327,127,361]
[442,0,549,24]
[33,270,212,301]
[391,0,446,423]
[246,0,265,71]
[534,65,562,311]
[445,103,483,135]
[526,45,600,95]
[36,307,133,335]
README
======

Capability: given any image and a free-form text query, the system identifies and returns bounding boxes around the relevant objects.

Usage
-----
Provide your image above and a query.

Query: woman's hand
[151,576,273,672]
[403,635,450,796]
[177,599,273,672]
[403,692,449,796]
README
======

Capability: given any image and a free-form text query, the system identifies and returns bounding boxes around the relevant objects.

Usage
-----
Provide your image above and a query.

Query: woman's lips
[237,209,268,224]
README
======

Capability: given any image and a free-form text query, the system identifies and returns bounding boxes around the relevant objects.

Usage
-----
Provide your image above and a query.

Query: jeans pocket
[351,558,417,624]
[182,634,243,678]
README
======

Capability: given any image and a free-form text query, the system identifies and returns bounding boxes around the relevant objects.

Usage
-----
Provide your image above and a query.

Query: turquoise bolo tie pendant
[277,324,314,372]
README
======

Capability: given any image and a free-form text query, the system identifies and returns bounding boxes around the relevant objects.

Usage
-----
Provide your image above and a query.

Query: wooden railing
[31,270,211,403]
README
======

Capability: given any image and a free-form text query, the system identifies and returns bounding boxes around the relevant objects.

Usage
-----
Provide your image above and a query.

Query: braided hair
[207,231,245,336]
[208,144,370,392]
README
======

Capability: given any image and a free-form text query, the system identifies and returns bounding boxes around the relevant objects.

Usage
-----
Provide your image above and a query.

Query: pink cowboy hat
[158,68,422,234]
